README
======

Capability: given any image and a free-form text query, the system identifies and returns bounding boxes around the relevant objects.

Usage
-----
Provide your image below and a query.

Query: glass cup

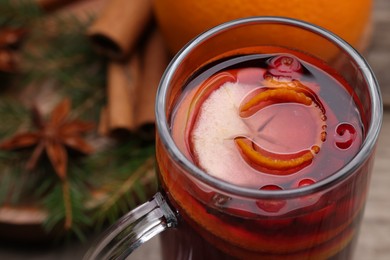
[84,17,382,260]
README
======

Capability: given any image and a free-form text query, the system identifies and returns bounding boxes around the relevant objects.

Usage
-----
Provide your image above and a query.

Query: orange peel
[237,83,326,174]
[240,87,313,113]
[235,138,314,173]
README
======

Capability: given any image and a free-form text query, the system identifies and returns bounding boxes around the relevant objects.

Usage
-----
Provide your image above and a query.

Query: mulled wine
[156,49,369,259]
[83,17,381,260]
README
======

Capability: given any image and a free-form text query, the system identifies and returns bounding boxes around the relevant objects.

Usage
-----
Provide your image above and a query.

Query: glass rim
[155,16,383,199]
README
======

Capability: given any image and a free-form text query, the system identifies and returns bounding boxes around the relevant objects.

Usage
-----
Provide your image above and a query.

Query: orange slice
[235,137,314,173]
[240,87,313,114]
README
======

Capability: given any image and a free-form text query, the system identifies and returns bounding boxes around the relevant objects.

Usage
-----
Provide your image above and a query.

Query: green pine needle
[0,100,29,138]
[0,0,42,27]
[42,177,92,241]
[0,0,157,241]
[20,14,107,110]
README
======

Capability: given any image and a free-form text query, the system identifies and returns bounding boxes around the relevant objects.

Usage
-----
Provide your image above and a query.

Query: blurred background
[0,0,389,259]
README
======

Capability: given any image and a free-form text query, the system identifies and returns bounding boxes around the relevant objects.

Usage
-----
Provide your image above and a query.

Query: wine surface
[171,53,363,190]
[156,51,368,259]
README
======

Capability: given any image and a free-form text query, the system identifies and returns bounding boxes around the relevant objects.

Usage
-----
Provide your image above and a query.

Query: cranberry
[334,123,357,149]
[266,55,303,79]
[256,185,286,213]
[260,184,283,191]
[298,178,316,187]
[296,179,321,205]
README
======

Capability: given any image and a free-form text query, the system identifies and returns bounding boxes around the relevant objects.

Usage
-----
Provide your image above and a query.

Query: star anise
[0,98,95,180]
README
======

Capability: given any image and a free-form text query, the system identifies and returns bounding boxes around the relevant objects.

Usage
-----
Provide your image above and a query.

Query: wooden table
[355,1,390,259]
[0,0,389,259]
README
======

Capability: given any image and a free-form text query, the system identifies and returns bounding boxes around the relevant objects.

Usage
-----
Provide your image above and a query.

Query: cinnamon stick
[87,0,153,60]
[104,53,141,134]
[134,30,169,131]
[98,107,109,136]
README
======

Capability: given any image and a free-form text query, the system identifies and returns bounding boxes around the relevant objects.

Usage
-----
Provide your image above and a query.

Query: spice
[0,98,95,180]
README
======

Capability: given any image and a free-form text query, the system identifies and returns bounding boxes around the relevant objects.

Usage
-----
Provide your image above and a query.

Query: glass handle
[84,192,178,260]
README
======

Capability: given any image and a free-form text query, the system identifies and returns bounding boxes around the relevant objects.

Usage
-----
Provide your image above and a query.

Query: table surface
[0,0,389,259]
[354,1,390,259]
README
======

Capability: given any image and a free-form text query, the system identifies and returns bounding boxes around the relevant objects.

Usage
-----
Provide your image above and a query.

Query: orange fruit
[153,0,372,55]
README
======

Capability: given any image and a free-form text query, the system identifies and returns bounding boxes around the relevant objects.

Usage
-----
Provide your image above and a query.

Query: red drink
[156,48,369,259]
[83,17,381,260]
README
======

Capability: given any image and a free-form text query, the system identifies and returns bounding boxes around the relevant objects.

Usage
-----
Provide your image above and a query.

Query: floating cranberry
[266,55,303,79]
[256,185,286,213]
[296,179,321,205]
[334,123,357,149]
[260,184,283,191]
[298,178,316,187]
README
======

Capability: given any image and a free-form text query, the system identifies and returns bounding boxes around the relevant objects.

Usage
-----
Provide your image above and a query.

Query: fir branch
[43,174,92,241]
[13,11,106,114]
[0,1,159,241]
[0,0,42,27]
[90,154,157,229]
[62,179,72,230]
[0,163,12,204]
[86,138,155,186]
[98,157,155,214]
[0,166,27,204]
[0,99,29,138]
[0,151,57,206]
